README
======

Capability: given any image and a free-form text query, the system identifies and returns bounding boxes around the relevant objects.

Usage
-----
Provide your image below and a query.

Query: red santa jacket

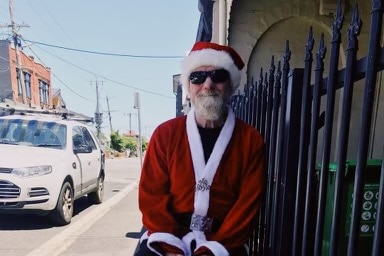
[139,108,266,256]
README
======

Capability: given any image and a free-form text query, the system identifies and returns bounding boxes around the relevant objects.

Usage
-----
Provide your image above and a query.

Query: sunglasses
[189,69,230,85]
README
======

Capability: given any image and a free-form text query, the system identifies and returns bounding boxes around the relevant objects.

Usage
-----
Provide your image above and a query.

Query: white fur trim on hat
[181,48,241,93]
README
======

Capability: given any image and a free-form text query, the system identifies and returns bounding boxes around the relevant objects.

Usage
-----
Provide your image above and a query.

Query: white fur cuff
[196,240,229,256]
[147,232,188,256]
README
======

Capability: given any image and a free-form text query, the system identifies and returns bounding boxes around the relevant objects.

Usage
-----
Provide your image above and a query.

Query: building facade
[193,0,383,160]
[0,40,56,110]
[190,1,384,255]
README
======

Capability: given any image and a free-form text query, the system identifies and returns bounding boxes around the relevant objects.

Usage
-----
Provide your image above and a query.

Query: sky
[0,0,200,138]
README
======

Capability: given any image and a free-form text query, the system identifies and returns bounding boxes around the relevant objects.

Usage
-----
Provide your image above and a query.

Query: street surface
[0,157,143,256]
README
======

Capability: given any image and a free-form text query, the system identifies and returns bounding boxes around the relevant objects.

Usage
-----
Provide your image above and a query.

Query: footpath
[52,157,144,256]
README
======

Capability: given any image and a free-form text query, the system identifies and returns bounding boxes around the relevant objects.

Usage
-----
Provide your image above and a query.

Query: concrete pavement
[29,157,144,256]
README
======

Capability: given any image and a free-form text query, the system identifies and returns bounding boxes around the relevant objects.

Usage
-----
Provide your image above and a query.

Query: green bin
[320,159,382,256]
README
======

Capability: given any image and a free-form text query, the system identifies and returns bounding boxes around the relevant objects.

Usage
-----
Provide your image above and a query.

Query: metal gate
[230,1,384,255]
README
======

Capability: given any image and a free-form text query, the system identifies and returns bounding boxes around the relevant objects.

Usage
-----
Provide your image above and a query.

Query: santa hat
[181,41,244,93]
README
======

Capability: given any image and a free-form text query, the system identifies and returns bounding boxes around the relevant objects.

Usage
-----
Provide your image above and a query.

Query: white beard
[193,91,225,120]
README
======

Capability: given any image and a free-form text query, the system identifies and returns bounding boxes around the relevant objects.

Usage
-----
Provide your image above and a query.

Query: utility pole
[5,0,29,104]
[94,80,103,139]
[106,95,113,134]
[123,112,136,134]
[133,92,143,170]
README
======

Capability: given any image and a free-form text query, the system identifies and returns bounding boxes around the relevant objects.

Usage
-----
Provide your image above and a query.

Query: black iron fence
[230,1,384,255]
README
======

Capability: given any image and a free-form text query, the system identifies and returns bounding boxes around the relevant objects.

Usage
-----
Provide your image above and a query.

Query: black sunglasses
[189,69,230,85]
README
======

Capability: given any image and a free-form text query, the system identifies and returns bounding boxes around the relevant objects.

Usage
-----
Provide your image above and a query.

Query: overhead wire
[26,39,175,99]
[34,0,102,76]
[24,43,94,102]
[3,0,179,107]
[25,0,104,100]
[20,1,113,105]
[23,38,184,59]
[2,0,98,103]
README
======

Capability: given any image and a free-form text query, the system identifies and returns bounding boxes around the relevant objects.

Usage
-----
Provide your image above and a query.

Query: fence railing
[230,1,384,255]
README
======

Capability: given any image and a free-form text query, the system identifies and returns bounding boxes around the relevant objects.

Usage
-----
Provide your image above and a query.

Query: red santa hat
[181,41,245,93]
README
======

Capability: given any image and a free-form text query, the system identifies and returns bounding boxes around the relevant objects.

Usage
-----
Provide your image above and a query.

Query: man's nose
[202,77,215,89]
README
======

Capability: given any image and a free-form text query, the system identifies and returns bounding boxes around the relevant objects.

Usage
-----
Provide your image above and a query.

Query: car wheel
[49,182,74,226]
[88,174,104,204]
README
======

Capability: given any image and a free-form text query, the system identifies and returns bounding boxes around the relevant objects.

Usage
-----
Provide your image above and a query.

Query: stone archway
[246,17,345,83]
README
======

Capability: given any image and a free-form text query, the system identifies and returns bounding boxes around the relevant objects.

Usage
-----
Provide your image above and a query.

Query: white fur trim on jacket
[186,106,235,217]
[185,106,235,250]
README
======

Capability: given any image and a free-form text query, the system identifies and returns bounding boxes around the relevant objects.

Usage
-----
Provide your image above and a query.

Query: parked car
[0,113,105,225]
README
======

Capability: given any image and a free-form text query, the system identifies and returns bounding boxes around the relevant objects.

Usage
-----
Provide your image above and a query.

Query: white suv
[0,113,105,225]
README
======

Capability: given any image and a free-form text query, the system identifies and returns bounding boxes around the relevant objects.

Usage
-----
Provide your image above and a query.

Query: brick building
[0,39,91,122]
[0,40,58,110]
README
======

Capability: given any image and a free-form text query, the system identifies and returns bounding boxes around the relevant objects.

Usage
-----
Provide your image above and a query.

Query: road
[0,157,143,256]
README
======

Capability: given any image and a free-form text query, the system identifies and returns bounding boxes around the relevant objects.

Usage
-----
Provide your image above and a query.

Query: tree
[141,136,148,152]
[110,131,149,156]
[110,131,124,152]
[122,136,137,154]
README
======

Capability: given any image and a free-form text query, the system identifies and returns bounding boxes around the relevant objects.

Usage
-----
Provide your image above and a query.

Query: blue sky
[0,0,200,138]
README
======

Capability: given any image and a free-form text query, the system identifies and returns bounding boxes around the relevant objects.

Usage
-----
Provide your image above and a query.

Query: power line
[0,1,94,103]
[29,40,175,99]
[25,43,94,102]
[23,38,185,59]
[31,0,102,75]
[54,73,94,102]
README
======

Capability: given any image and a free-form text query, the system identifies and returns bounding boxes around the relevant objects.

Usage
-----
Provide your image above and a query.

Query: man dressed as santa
[136,41,266,256]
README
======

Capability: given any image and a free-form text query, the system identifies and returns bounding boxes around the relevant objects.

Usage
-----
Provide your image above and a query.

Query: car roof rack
[0,106,94,123]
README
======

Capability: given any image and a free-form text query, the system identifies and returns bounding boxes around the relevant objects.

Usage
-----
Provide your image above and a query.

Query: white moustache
[198,92,219,97]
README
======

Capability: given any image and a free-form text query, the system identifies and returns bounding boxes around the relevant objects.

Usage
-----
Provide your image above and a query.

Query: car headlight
[11,165,52,177]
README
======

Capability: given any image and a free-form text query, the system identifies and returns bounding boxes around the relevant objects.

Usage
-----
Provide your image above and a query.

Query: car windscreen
[0,118,67,149]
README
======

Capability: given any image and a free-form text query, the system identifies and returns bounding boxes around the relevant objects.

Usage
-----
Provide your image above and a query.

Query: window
[72,126,97,151]
[0,119,66,149]
[39,80,50,104]
[24,72,31,99]
[72,126,85,148]
[16,68,22,96]
[82,127,97,150]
